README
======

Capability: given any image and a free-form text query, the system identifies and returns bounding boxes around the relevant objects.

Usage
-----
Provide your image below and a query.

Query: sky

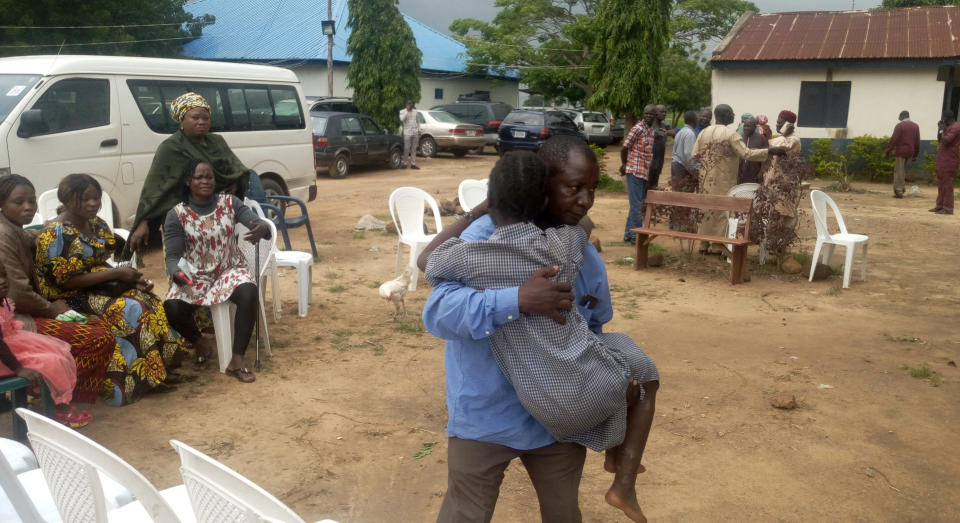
[397,0,885,36]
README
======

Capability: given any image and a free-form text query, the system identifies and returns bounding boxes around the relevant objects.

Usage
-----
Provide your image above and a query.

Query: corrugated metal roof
[183,0,471,73]
[712,6,960,62]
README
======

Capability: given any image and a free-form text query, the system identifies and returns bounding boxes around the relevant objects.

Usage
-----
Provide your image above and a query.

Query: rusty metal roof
[712,6,960,62]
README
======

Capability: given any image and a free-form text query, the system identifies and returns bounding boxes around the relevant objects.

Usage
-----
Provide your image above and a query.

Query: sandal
[194,346,213,371]
[225,367,256,383]
[55,406,92,429]
[164,373,196,385]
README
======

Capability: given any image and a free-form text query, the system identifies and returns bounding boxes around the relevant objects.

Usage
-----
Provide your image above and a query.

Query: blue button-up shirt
[422,215,612,449]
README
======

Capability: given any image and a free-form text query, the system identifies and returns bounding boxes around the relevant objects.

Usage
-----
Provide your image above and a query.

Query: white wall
[711,65,944,140]
[292,64,520,107]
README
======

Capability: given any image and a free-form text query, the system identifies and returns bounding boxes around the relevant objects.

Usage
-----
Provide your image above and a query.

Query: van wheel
[260,177,285,197]
[388,147,402,169]
[329,153,349,178]
[419,136,437,158]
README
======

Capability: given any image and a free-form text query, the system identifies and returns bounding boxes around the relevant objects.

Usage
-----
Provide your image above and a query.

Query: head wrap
[171,92,210,123]
[737,112,754,135]
[756,114,768,126]
[778,110,797,124]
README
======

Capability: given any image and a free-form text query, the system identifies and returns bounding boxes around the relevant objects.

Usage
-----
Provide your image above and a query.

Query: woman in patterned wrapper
[424,150,659,522]
[162,160,270,383]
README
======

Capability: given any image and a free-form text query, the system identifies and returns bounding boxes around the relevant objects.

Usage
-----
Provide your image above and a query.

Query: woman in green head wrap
[125,92,251,256]
[736,112,754,136]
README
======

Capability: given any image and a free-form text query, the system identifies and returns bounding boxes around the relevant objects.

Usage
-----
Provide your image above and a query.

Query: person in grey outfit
[399,99,420,169]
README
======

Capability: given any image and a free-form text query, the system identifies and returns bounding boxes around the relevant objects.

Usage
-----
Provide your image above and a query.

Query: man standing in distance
[694,106,712,136]
[693,104,783,251]
[420,136,612,522]
[932,110,959,214]
[885,110,920,198]
[738,117,768,184]
[620,105,658,244]
[399,99,420,169]
[646,104,676,194]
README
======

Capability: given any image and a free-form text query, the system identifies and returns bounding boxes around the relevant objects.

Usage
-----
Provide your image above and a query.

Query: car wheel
[419,136,437,158]
[469,145,484,155]
[329,153,349,178]
[452,149,468,158]
[260,177,285,197]
[388,147,402,169]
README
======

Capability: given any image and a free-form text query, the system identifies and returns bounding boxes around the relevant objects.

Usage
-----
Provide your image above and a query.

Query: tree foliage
[346,0,422,131]
[589,0,672,120]
[880,0,960,6]
[671,0,758,53]
[659,47,711,123]
[0,0,213,58]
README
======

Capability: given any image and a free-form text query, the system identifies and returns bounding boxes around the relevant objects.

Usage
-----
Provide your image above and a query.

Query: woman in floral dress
[162,160,269,383]
[35,174,187,405]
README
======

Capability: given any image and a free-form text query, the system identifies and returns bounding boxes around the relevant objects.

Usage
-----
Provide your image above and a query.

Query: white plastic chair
[210,218,275,372]
[809,190,869,289]
[244,199,282,321]
[724,183,760,262]
[0,437,61,522]
[35,189,127,238]
[247,199,312,319]
[15,408,192,523]
[388,187,443,291]
[457,178,488,212]
[169,440,338,523]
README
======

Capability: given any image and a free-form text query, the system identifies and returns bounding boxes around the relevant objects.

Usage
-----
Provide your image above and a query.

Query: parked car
[610,118,625,144]
[311,111,402,178]
[306,96,359,113]
[561,110,613,145]
[411,110,485,157]
[497,109,585,155]
[430,101,513,152]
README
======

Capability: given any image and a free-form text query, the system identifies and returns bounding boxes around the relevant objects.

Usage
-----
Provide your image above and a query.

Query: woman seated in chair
[34,174,188,405]
[163,160,270,383]
[0,174,117,418]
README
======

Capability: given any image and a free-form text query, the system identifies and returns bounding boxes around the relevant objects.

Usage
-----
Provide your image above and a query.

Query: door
[359,115,388,160]
[339,116,367,162]
[7,76,121,202]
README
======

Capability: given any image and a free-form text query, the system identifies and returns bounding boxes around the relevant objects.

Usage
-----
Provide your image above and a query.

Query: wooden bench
[630,190,754,284]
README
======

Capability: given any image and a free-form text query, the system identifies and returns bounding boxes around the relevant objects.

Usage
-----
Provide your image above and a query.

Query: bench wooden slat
[645,190,753,213]
[630,227,751,245]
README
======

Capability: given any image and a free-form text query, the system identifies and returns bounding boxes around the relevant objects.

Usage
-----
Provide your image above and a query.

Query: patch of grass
[271,338,291,348]
[793,251,812,266]
[328,284,348,293]
[369,281,382,288]
[324,271,340,279]
[648,244,666,254]
[333,328,353,338]
[364,340,385,356]
[319,240,336,246]
[614,256,635,266]
[903,363,932,379]
[884,333,923,344]
[598,173,624,193]
[413,441,438,459]
[352,231,366,240]
[313,334,324,342]
[393,320,425,333]
[621,312,636,320]
[381,229,397,236]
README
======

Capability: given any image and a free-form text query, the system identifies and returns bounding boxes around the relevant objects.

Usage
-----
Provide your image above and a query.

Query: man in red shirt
[933,110,959,215]
[885,110,920,198]
[619,105,657,243]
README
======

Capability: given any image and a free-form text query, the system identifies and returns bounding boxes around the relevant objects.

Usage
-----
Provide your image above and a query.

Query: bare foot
[605,487,647,523]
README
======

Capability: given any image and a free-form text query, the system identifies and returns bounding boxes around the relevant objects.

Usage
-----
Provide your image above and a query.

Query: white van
[0,55,317,227]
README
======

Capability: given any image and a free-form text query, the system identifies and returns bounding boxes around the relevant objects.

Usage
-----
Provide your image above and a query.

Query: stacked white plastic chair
[0,437,62,522]
[35,189,128,239]
[725,183,761,262]
[209,217,276,372]
[169,440,337,523]
[457,178,488,212]
[15,408,192,522]
[246,199,312,319]
[388,187,443,291]
[809,190,869,289]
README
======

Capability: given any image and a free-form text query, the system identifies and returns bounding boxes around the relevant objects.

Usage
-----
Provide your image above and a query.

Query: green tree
[0,0,213,57]
[660,47,711,123]
[880,0,960,6]
[589,0,672,123]
[346,0,422,131]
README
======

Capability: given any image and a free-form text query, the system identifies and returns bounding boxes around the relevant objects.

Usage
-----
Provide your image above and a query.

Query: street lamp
[321,20,336,36]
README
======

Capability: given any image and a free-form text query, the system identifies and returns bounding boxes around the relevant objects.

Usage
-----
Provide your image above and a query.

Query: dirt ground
[8,148,960,522]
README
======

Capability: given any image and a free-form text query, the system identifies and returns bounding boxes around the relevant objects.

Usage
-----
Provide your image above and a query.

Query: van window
[127,80,304,133]
[340,116,363,136]
[31,78,109,135]
[0,74,41,122]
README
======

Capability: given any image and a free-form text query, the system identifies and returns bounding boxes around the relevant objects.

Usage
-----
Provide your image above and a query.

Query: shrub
[808,139,851,191]
[845,135,895,181]
[592,143,624,192]
[922,140,938,180]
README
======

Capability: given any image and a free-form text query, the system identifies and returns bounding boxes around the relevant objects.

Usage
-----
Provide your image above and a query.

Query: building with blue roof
[183,0,519,106]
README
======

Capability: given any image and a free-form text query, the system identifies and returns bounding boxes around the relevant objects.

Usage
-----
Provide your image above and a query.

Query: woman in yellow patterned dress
[35,174,187,405]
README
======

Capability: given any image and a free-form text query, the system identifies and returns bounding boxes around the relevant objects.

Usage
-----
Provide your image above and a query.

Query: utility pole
[327,0,334,96]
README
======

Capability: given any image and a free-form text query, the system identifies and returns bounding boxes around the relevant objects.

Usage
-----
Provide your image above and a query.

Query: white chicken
[379,266,413,320]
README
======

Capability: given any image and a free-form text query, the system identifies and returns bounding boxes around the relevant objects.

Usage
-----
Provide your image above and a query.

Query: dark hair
[899,110,910,120]
[179,159,214,202]
[0,174,35,205]
[683,110,698,126]
[57,173,101,206]
[537,135,597,181]
[488,151,549,222]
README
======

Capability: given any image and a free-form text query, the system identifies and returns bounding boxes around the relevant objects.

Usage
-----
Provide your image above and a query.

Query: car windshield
[311,116,328,135]
[584,113,607,123]
[0,74,41,122]
[428,111,459,123]
[503,112,543,126]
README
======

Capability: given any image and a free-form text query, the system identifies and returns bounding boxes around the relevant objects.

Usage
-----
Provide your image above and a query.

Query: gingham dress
[426,222,659,451]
